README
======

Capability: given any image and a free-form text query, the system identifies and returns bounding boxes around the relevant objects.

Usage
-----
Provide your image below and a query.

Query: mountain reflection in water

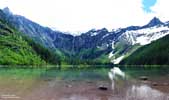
[125,85,168,100]
[107,67,169,100]
[0,67,168,100]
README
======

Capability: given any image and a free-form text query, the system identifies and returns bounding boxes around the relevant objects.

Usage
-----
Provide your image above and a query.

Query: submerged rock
[44,78,52,81]
[139,76,148,81]
[163,83,169,86]
[142,80,151,84]
[66,84,72,88]
[152,82,169,86]
[152,82,158,86]
[86,81,93,84]
[98,85,108,91]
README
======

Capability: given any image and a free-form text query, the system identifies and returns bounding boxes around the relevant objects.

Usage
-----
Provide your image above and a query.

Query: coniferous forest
[121,35,169,65]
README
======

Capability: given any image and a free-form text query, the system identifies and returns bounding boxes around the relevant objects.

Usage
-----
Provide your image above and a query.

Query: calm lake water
[0,66,169,100]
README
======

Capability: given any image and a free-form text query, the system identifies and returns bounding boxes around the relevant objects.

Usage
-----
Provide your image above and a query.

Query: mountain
[0,9,60,65]
[2,7,74,50]
[143,17,163,28]
[2,8,113,64]
[120,34,169,65]
[2,7,169,65]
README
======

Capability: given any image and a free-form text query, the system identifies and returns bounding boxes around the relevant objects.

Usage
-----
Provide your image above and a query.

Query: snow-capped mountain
[107,17,169,64]
[119,25,169,45]
[118,17,169,45]
[2,7,169,64]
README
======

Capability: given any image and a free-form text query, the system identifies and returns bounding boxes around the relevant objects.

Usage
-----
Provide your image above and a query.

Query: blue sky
[142,0,157,12]
[0,0,168,34]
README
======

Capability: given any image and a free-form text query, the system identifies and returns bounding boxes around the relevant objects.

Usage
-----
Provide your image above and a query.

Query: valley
[1,7,169,66]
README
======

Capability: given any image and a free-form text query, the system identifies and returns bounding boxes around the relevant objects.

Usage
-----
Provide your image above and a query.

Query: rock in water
[152,82,158,86]
[98,86,108,91]
[139,76,148,81]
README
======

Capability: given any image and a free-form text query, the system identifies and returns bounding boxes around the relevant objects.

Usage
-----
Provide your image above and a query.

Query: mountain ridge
[0,9,61,65]
[1,7,169,65]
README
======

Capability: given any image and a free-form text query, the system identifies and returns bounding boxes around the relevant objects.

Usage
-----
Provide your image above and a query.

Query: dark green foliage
[0,16,109,65]
[121,35,169,65]
[23,36,61,65]
[77,47,112,59]
[62,47,112,65]
[0,13,60,65]
[0,32,45,65]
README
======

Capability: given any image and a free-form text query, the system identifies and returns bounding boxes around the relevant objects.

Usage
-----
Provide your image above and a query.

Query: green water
[0,66,168,100]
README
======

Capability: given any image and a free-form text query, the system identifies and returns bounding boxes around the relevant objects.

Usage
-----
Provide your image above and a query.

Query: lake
[0,66,169,100]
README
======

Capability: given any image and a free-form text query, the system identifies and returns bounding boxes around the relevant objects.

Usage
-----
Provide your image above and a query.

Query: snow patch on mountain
[111,41,115,49]
[102,33,110,39]
[109,22,169,64]
[112,28,122,33]
[108,51,114,59]
[120,25,169,45]
[90,32,99,36]
[111,55,124,64]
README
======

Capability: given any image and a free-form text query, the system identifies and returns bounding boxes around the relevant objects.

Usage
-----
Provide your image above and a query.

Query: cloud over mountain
[0,0,166,34]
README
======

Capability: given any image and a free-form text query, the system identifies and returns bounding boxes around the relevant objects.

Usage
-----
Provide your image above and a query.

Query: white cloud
[151,0,169,22]
[0,0,158,34]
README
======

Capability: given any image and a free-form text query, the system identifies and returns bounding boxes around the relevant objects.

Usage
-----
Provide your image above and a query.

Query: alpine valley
[1,7,169,65]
